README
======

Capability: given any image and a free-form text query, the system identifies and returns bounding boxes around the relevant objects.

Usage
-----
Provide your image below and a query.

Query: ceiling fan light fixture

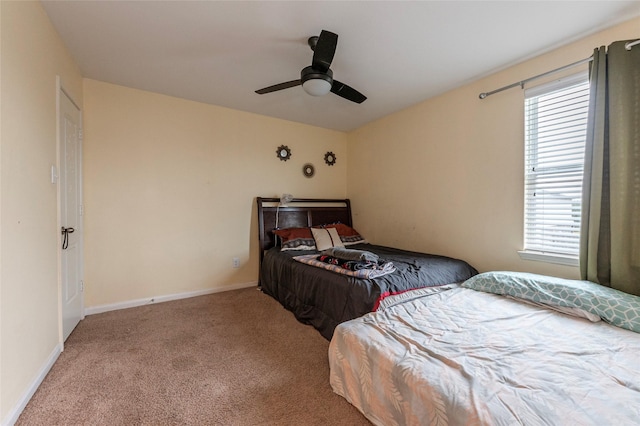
[302,78,332,96]
[301,66,333,97]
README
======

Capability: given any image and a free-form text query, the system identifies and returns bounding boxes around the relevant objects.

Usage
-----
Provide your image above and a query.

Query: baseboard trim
[84,281,258,316]
[2,343,63,426]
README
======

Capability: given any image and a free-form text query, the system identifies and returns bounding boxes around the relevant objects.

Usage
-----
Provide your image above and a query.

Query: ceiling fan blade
[331,80,367,104]
[255,79,301,94]
[312,30,338,72]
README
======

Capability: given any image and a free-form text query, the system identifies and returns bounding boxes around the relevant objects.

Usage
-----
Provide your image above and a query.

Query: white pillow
[311,227,344,251]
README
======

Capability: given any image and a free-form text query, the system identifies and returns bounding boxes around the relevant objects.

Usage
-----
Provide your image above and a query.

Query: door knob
[61,227,75,249]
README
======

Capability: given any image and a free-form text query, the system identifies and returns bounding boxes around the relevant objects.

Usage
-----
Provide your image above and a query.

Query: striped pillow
[323,223,368,246]
[311,227,344,251]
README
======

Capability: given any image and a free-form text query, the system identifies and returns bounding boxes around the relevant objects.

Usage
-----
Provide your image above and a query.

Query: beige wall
[82,79,347,308]
[0,1,83,422]
[347,17,640,280]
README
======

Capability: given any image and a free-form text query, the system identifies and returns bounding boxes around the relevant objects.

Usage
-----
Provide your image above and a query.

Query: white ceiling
[41,1,640,132]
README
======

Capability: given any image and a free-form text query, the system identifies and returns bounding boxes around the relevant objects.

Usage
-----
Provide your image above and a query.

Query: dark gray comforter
[260,244,477,339]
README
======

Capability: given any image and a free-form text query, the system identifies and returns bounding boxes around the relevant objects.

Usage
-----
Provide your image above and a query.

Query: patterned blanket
[293,254,396,279]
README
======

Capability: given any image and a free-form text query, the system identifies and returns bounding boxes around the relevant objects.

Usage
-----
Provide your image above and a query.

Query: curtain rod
[478,56,592,99]
[478,38,640,100]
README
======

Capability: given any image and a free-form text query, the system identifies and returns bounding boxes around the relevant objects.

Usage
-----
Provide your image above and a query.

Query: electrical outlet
[232,257,240,268]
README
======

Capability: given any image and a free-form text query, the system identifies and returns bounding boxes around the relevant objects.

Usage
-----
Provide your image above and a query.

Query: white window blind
[524,73,589,258]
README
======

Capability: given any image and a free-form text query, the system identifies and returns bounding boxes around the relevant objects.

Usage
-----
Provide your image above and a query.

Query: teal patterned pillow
[462,271,640,333]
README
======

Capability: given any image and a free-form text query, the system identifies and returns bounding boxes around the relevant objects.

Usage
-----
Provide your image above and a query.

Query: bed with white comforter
[329,272,640,426]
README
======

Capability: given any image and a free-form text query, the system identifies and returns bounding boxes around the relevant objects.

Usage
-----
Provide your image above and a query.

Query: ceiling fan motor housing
[301,66,333,85]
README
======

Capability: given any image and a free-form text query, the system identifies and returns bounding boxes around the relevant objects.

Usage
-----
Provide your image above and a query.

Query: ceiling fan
[255,30,367,104]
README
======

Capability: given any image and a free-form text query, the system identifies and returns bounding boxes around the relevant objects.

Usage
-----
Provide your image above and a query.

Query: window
[520,73,589,265]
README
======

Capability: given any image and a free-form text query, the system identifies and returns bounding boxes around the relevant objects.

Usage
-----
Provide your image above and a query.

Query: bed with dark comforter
[256,197,477,339]
[261,243,477,339]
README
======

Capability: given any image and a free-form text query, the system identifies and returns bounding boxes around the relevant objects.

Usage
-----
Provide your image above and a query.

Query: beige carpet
[17,287,370,425]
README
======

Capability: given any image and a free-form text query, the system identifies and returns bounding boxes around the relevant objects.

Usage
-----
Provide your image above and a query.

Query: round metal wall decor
[324,151,337,166]
[302,163,315,178]
[276,145,292,161]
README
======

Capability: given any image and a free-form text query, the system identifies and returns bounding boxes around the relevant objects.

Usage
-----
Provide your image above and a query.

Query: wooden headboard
[256,197,352,264]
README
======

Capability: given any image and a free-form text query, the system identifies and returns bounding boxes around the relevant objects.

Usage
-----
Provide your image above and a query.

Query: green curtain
[580,40,640,296]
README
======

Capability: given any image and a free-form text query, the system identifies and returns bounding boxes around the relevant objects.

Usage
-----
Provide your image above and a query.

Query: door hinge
[80,280,84,292]
[79,129,83,141]
[79,204,84,215]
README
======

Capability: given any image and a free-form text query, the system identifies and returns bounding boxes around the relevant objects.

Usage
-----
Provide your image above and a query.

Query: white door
[60,89,83,341]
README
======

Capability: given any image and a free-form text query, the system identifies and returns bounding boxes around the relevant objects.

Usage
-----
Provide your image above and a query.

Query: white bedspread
[329,287,640,426]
